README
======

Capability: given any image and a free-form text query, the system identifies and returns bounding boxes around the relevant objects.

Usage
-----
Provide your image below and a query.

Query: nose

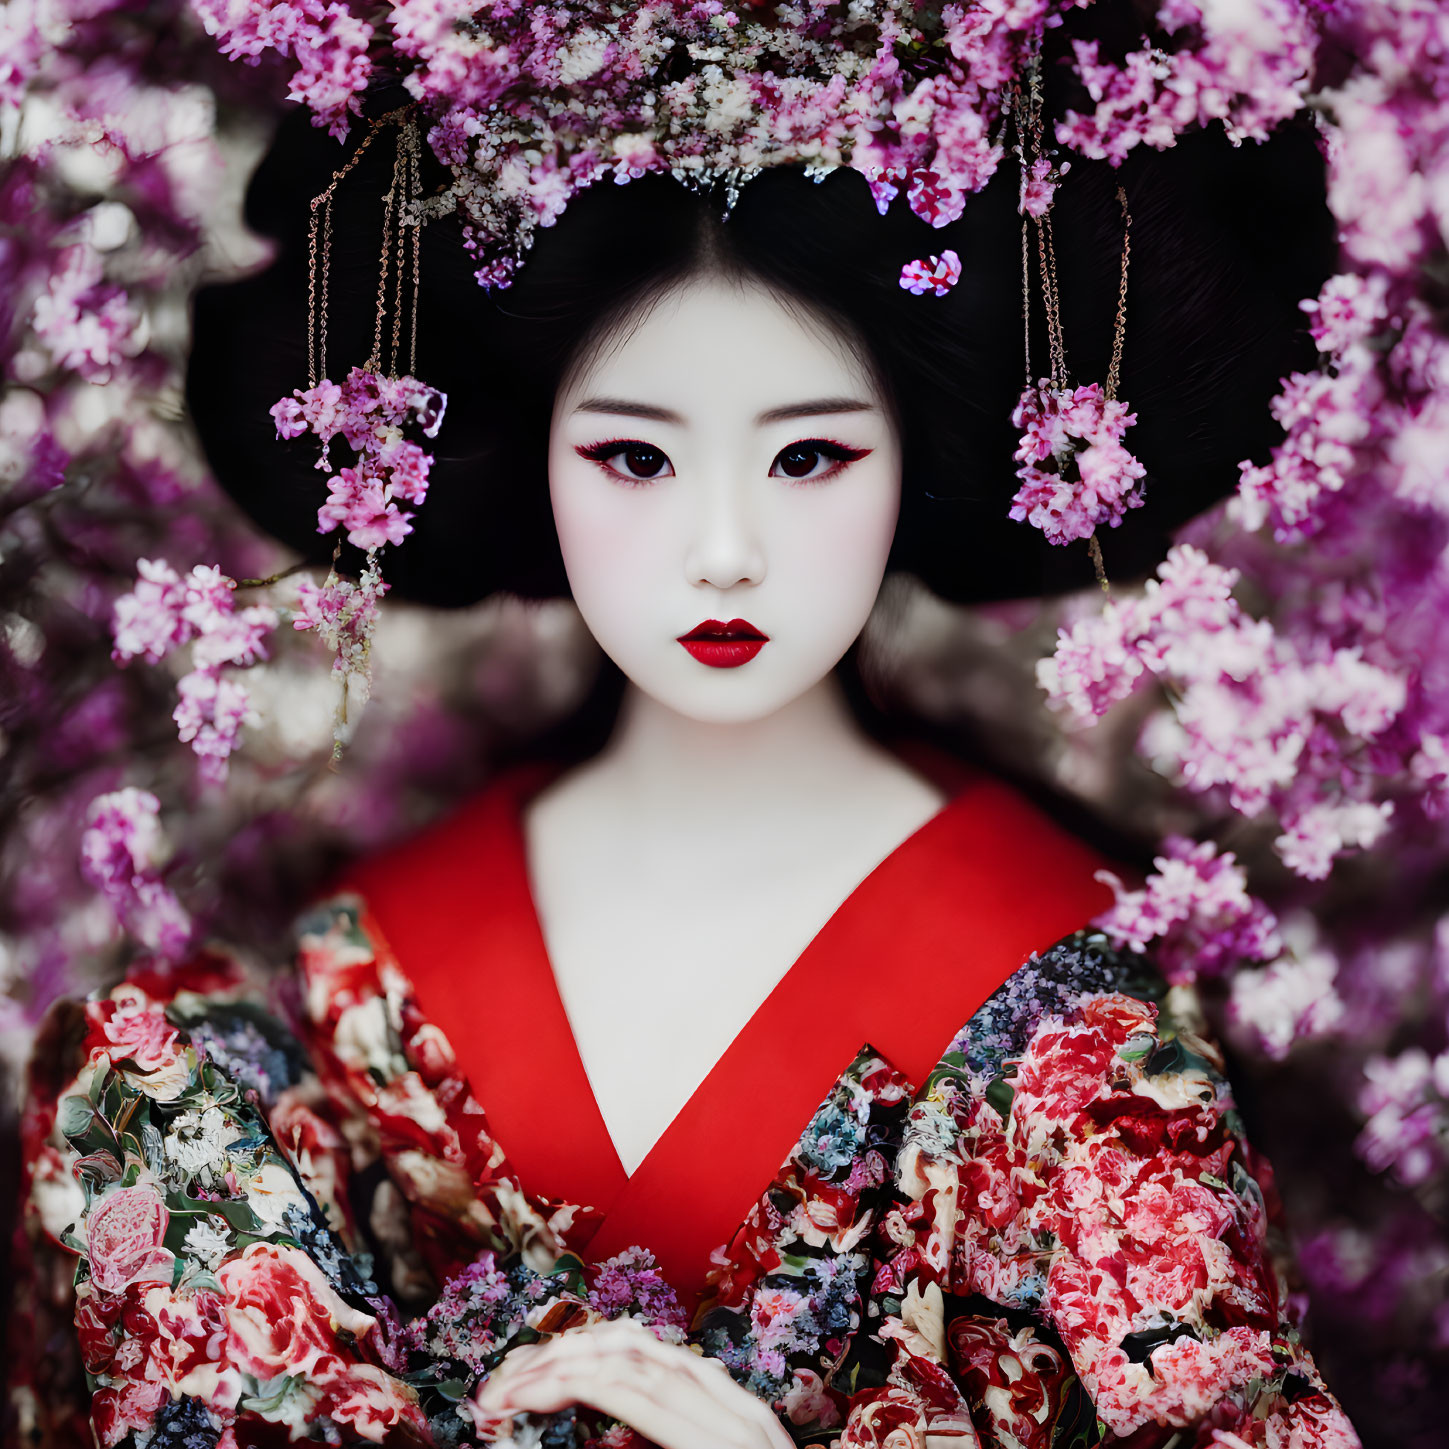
[683,471,766,590]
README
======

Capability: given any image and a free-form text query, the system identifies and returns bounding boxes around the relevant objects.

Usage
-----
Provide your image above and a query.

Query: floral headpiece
[219,3,1141,746]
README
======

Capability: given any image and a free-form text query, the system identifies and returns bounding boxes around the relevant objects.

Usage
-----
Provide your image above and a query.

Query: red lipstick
[677,618,769,668]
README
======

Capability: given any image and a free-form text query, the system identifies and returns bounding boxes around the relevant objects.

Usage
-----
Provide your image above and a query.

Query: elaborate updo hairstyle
[188,103,1337,612]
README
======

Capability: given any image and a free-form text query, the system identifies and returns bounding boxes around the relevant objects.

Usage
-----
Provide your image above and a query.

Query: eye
[770,439,873,484]
[575,439,675,484]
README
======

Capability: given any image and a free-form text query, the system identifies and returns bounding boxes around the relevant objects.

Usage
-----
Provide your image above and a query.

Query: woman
[8,108,1359,1449]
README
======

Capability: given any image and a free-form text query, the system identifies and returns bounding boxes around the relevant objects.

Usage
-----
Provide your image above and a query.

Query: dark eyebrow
[572,398,681,422]
[571,397,877,425]
[758,398,876,424]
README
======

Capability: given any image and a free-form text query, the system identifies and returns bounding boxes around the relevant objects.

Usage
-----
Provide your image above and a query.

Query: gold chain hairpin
[305,107,422,399]
[368,114,424,378]
[1105,185,1132,407]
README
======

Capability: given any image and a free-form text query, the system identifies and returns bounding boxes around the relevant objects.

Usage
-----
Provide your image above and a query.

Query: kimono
[7,744,1361,1449]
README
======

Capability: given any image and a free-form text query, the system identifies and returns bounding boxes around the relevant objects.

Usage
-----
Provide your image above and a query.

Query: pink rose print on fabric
[216,1240,375,1381]
[90,982,181,1073]
[85,1185,174,1296]
[319,1365,430,1441]
[899,250,963,297]
[90,1377,168,1449]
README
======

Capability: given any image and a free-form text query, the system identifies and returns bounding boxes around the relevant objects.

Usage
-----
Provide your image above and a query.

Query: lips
[677,617,769,668]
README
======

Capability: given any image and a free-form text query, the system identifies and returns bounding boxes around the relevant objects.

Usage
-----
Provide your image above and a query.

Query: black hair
[187,105,1337,613]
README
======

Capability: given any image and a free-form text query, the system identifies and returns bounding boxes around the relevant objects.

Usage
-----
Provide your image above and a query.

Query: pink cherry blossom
[79,788,193,958]
[111,559,191,665]
[173,668,256,786]
[112,561,278,781]
[30,243,144,380]
[1357,1048,1449,1188]
[1018,154,1068,218]
[271,367,448,552]
[898,249,962,297]
[1093,835,1282,984]
[1228,930,1347,1060]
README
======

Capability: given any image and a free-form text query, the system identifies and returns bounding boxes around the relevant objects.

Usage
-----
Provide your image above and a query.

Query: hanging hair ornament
[1008,45,1143,592]
[269,108,449,755]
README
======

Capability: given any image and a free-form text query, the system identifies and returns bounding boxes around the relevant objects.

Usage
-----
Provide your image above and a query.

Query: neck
[597,672,881,815]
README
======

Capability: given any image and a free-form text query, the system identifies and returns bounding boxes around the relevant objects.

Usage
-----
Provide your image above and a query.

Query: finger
[500,1342,795,1449]
[497,1370,757,1449]
[474,1342,551,1399]
[475,1322,792,1448]
[488,1326,788,1441]
[622,1329,779,1425]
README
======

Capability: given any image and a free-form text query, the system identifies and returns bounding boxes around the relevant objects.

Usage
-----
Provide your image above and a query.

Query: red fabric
[333,743,1120,1314]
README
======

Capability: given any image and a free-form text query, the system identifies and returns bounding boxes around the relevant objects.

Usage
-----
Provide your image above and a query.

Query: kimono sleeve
[837,930,1361,1449]
[7,994,94,1449]
[5,956,428,1449]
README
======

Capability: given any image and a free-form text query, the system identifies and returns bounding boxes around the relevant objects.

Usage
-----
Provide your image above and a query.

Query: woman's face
[547,274,902,724]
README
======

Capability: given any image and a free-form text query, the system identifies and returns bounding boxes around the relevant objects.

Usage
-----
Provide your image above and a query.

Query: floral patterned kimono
[8,746,1360,1449]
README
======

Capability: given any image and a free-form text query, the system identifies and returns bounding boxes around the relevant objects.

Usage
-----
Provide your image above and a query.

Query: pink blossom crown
[202,1,1087,293]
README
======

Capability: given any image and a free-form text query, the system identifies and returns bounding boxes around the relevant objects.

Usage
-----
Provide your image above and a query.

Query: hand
[470,1316,794,1449]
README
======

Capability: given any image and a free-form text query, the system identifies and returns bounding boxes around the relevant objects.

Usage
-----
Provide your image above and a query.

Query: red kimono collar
[332,742,1116,1313]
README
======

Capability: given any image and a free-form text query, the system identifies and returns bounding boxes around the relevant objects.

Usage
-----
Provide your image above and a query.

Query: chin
[628,652,842,725]
[658,689,801,725]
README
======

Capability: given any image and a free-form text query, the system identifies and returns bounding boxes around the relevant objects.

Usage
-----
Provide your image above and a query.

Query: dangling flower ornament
[269,368,446,563]
[1007,57,1146,584]
[1008,378,1146,545]
[270,365,447,738]
[108,110,448,769]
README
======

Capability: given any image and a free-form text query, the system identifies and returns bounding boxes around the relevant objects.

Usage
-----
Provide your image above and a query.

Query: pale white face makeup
[547,274,903,725]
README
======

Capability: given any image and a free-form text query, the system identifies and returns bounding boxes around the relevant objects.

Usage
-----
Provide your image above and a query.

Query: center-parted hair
[188,105,1335,610]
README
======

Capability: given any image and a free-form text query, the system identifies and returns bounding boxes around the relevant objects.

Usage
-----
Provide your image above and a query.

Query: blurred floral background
[3,1,1448,1443]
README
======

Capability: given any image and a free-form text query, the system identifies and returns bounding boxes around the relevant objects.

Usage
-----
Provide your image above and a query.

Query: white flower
[163,1105,233,1180]
[182,1216,233,1268]
[556,29,608,85]
[243,1161,310,1236]
[333,996,405,1079]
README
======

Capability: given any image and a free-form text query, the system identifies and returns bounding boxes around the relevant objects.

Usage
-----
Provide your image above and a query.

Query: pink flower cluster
[293,559,389,678]
[1019,154,1070,218]
[1055,0,1316,162]
[79,788,191,958]
[1094,835,1282,985]
[270,367,447,553]
[292,555,392,746]
[1230,271,1391,541]
[1041,544,1408,879]
[197,0,1333,294]
[111,560,279,784]
[30,243,144,381]
[898,250,962,297]
[1227,919,1347,1061]
[1008,379,1147,545]
[190,0,374,139]
[1356,1046,1449,1189]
